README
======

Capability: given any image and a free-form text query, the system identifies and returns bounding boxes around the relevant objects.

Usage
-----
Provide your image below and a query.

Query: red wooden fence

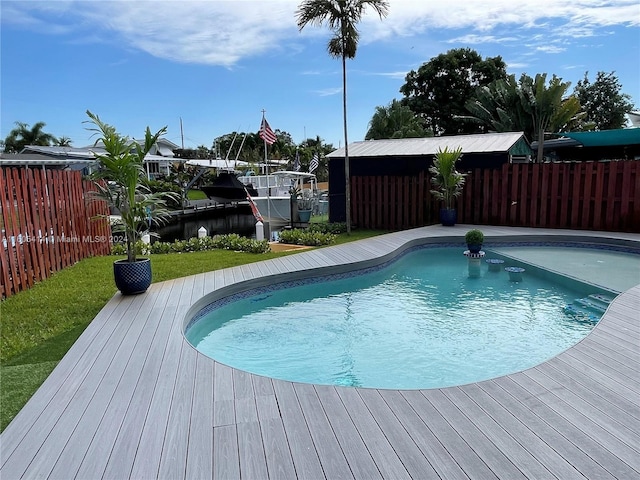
[351,160,640,233]
[1,168,111,299]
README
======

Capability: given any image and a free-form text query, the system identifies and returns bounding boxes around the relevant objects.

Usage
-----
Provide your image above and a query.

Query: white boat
[238,171,318,225]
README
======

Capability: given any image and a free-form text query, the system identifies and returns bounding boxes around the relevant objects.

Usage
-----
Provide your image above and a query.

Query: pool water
[186,247,614,389]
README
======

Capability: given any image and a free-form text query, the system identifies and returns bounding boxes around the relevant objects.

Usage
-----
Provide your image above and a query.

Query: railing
[350,160,640,233]
[1,168,111,299]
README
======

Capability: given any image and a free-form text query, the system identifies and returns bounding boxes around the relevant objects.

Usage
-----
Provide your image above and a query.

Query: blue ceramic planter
[114,258,152,295]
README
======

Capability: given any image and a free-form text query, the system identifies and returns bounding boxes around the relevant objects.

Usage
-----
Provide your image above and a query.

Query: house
[325,131,531,222]
[0,138,183,178]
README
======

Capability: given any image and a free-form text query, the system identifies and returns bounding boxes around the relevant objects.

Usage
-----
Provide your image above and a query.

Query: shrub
[278,228,336,246]
[110,234,270,255]
[465,229,484,244]
[308,222,347,234]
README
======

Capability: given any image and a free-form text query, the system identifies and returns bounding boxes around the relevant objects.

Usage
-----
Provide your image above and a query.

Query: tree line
[366,48,635,162]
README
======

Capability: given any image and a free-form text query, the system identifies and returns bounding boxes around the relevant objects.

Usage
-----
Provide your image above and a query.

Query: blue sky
[1,1,639,151]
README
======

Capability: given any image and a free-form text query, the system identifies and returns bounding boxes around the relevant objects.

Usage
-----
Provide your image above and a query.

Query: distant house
[326,131,531,222]
[532,128,640,162]
[0,138,182,178]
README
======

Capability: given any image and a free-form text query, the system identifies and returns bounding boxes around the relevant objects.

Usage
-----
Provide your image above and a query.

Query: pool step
[564,293,615,322]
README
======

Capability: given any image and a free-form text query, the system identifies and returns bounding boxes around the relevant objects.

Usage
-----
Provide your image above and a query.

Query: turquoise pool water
[186,246,620,389]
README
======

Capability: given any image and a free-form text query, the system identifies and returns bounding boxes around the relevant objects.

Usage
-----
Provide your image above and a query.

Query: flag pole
[261,109,271,224]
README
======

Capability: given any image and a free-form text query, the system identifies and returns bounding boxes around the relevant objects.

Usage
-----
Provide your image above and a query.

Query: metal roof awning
[327,131,529,158]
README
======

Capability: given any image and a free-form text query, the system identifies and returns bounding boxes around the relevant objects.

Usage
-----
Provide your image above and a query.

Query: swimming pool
[186,244,637,389]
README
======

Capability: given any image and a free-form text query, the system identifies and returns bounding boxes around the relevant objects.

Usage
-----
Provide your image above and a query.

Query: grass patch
[1,362,59,430]
[0,226,387,432]
[187,189,208,200]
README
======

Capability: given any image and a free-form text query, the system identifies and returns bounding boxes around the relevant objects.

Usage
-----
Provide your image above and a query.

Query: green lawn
[0,228,386,431]
[187,189,208,200]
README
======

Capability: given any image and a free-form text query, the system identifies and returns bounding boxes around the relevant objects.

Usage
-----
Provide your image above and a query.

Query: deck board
[1,226,639,479]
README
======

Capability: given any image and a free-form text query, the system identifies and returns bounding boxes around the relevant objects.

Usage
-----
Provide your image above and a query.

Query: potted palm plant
[86,110,177,295]
[429,146,465,226]
[296,188,314,223]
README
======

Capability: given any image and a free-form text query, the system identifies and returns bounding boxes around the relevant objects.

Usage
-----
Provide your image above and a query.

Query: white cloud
[314,87,342,97]
[446,34,519,45]
[3,0,638,65]
[536,45,566,54]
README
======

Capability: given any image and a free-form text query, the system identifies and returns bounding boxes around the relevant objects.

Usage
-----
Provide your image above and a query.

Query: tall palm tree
[4,121,57,153]
[296,0,389,233]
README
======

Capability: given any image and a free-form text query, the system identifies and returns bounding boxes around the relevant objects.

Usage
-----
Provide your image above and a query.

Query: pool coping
[1,225,639,479]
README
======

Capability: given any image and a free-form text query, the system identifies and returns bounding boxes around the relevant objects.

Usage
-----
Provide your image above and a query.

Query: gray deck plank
[213,424,240,479]
[237,421,269,480]
[490,375,627,479]
[453,383,577,480]
[1,227,638,480]
[45,287,168,479]
[259,418,298,479]
[401,389,499,480]
[441,386,554,479]
[158,345,199,480]
[213,363,235,427]
[185,353,214,480]
[356,388,440,479]
[520,368,640,461]
[423,388,528,479]
[295,384,354,479]
[271,380,326,480]
[121,283,190,480]
[336,387,411,479]
[377,389,468,480]
[314,385,383,480]
[73,294,182,479]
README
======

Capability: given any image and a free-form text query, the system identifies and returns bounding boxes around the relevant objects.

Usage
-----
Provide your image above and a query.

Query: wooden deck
[1,225,639,479]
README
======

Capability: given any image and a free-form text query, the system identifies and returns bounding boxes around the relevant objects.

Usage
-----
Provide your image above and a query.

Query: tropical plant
[365,99,427,139]
[521,73,573,163]
[574,71,635,130]
[464,73,576,162]
[296,0,390,234]
[3,121,57,153]
[400,48,508,136]
[85,110,177,263]
[55,136,73,147]
[429,147,465,210]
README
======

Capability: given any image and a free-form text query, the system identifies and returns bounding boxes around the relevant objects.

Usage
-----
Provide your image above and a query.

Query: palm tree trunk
[342,53,351,234]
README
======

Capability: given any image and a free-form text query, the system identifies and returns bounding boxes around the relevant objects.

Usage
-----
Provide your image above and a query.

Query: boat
[238,171,318,225]
[201,171,258,204]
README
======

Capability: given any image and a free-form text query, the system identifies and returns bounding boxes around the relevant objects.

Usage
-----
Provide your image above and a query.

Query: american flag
[309,152,319,173]
[259,117,277,145]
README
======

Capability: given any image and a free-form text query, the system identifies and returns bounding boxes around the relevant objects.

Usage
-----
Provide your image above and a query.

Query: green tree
[521,73,574,162]
[574,71,635,130]
[296,0,390,234]
[465,73,583,141]
[54,136,73,147]
[3,121,57,153]
[296,135,334,182]
[400,48,508,136]
[365,99,428,139]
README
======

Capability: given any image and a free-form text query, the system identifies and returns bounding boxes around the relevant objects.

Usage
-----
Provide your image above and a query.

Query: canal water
[154,204,257,243]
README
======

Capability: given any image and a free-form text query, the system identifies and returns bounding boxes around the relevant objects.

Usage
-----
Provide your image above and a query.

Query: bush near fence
[1,168,111,298]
